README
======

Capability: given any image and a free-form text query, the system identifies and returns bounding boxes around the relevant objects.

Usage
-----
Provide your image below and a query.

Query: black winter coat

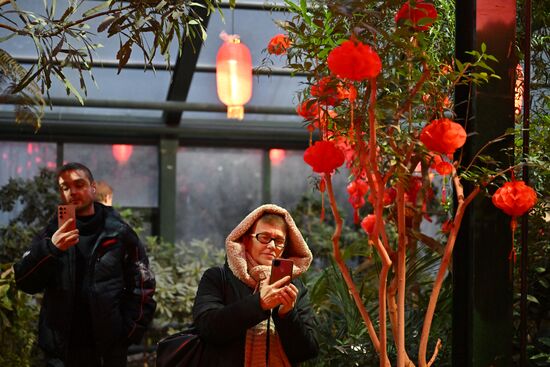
[14,203,156,359]
[192,264,319,366]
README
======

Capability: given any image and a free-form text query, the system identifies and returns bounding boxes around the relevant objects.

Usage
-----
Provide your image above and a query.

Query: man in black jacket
[14,162,156,367]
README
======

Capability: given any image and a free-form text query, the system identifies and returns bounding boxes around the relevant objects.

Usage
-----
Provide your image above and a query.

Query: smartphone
[58,204,76,231]
[269,258,294,286]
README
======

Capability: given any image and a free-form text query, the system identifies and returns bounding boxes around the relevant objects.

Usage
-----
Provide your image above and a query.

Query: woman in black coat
[192,204,319,366]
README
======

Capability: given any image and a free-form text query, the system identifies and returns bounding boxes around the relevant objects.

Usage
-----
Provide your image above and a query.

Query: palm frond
[0,49,45,129]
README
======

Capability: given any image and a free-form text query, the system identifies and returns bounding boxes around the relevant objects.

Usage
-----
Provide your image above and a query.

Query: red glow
[269,149,286,166]
[112,144,133,165]
[27,143,33,155]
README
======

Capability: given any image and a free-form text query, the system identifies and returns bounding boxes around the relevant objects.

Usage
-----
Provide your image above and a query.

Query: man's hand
[52,219,79,251]
[260,276,298,315]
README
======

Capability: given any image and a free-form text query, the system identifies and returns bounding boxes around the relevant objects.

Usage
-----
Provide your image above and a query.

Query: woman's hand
[278,283,298,317]
[260,276,297,311]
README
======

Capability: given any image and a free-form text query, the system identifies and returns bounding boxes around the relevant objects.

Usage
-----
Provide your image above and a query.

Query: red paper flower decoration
[368,187,397,206]
[296,99,320,121]
[395,1,438,31]
[303,140,345,174]
[420,118,467,155]
[311,77,340,106]
[267,34,291,55]
[327,40,382,81]
[347,179,369,223]
[361,214,377,235]
[492,180,537,217]
[311,77,358,106]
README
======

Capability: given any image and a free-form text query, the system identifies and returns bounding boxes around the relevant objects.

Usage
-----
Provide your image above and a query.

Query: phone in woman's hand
[269,258,293,286]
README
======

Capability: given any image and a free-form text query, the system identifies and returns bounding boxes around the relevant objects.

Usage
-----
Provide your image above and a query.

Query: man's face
[58,169,96,215]
[246,219,286,266]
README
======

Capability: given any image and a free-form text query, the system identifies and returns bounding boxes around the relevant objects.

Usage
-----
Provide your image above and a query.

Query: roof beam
[163,0,212,126]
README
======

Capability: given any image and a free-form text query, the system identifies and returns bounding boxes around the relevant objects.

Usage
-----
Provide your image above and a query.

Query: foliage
[0,264,41,366]
[293,196,453,366]
[513,1,550,365]
[0,166,225,365]
[0,167,59,263]
[0,0,222,128]
[146,236,225,333]
[267,0,530,366]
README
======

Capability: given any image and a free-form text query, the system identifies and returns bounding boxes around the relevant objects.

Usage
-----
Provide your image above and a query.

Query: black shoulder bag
[155,266,226,367]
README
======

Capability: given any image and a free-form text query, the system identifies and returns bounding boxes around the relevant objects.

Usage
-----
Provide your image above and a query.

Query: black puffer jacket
[192,264,319,366]
[14,203,156,358]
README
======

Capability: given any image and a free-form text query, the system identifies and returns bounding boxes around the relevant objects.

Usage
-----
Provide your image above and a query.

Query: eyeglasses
[250,232,286,249]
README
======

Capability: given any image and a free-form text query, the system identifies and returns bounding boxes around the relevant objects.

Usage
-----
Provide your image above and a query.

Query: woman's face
[246,218,286,266]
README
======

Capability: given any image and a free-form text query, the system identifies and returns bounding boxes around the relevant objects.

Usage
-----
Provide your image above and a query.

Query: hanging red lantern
[112,144,133,165]
[303,140,345,175]
[216,32,253,120]
[269,149,286,166]
[420,117,467,155]
[492,179,537,261]
[492,180,537,218]
[361,214,377,235]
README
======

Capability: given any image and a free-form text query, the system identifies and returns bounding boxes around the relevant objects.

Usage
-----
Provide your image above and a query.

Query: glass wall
[176,147,263,246]
[0,142,57,225]
[64,143,159,208]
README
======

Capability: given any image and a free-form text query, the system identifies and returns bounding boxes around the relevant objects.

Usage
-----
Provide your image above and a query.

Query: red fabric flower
[327,40,382,81]
[361,214,377,235]
[296,99,320,121]
[395,1,438,31]
[420,118,467,155]
[311,77,358,106]
[303,140,345,174]
[267,34,291,55]
[492,180,537,217]
[435,161,453,175]
[441,219,453,234]
[368,187,397,206]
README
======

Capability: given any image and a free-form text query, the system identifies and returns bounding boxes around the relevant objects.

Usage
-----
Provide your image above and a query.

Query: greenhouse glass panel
[176,147,262,246]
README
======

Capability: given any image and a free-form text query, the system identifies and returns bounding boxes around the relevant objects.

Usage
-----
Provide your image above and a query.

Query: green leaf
[527,294,540,304]
[83,1,111,18]
[63,79,84,105]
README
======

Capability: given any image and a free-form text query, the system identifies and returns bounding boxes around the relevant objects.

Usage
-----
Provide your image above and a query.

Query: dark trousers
[46,343,128,367]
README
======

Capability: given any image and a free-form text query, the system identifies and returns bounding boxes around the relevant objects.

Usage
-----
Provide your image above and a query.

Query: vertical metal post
[262,150,271,204]
[159,139,178,243]
[56,142,64,168]
[453,1,517,366]
[520,1,532,365]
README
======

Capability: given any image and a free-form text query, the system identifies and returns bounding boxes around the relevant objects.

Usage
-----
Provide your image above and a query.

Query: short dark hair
[57,162,94,183]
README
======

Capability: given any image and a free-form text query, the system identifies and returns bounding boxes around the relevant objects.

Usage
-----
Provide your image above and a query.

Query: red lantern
[361,214,377,235]
[112,144,133,165]
[492,179,537,261]
[216,33,253,120]
[303,140,345,175]
[420,118,467,155]
[492,180,537,218]
[269,149,286,166]
[327,39,382,81]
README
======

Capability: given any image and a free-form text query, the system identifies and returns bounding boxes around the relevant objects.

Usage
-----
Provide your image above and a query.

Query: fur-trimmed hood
[225,204,313,288]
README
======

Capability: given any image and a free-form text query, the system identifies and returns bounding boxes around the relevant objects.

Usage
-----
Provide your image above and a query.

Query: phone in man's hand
[269,258,294,286]
[58,204,76,231]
